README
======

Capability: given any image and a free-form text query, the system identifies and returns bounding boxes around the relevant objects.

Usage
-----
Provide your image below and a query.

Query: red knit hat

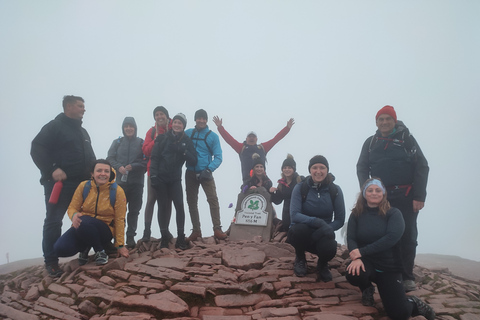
[376,105,397,122]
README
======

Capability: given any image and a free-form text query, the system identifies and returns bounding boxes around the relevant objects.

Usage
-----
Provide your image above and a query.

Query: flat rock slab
[222,247,266,270]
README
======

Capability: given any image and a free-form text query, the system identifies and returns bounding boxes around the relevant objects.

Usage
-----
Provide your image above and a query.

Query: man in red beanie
[356,105,429,292]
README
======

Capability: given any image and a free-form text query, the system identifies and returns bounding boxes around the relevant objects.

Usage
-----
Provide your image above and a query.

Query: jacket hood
[306,172,335,187]
[122,117,137,138]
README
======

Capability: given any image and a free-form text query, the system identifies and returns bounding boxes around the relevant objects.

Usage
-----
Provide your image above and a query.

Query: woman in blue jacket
[288,155,345,282]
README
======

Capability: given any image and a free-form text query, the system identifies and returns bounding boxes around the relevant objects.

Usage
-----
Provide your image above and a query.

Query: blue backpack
[82,180,118,208]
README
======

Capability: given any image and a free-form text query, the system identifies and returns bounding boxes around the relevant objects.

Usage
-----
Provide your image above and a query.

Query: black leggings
[287,223,337,264]
[155,180,185,237]
[346,259,414,320]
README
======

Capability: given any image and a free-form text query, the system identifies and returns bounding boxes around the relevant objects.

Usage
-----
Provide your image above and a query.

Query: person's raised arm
[212,116,243,154]
[261,118,294,153]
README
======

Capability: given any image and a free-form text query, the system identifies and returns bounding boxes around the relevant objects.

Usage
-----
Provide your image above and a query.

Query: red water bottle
[49,181,63,204]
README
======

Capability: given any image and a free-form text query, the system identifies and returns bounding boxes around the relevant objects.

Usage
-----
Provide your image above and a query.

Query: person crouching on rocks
[54,159,129,267]
[288,155,345,282]
[150,113,197,250]
[345,178,435,320]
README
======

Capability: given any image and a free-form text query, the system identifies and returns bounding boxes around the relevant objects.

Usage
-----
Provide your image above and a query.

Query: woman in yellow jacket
[54,159,129,266]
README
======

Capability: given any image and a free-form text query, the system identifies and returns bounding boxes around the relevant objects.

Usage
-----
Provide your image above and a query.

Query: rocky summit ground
[1,232,480,320]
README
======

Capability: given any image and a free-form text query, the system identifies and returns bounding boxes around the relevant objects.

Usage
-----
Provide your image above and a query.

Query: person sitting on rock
[241,153,273,193]
[288,155,345,282]
[346,178,435,320]
[54,159,129,267]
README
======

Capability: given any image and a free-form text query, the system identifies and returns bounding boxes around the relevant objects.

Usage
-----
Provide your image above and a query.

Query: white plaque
[235,193,269,226]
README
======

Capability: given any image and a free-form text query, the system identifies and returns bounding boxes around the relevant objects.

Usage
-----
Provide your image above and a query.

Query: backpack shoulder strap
[203,130,213,154]
[329,183,338,205]
[82,180,92,202]
[83,180,116,208]
[109,183,117,208]
[301,180,310,203]
[151,127,156,140]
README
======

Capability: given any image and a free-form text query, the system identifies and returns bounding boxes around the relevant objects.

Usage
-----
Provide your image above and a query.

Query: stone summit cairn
[1,232,480,320]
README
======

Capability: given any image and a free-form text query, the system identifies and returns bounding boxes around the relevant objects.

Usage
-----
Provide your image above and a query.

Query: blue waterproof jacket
[185,125,222,173]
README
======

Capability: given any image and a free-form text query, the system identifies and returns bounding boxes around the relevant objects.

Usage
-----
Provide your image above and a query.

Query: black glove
[198,168,213,181]
[150,175,160,189]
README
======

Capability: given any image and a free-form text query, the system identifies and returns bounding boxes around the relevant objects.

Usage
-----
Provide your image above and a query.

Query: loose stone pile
[1,232,479,320]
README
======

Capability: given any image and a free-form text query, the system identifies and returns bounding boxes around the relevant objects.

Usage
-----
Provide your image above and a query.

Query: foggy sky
[1,1,479,265]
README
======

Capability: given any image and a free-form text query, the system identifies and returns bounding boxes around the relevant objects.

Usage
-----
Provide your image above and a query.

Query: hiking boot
[175,234,189,250]
[403,279,417,292]
[160,237,170,249]
[141,229,151,242]
[317,262,332,282]
[293,257,307,277]
[78,248,90,266]
[186,230,202,242]
[213,228,227,240]
[408,295,436,320]
[94,250,108,265]
[126,236,136,249]
[45,263,63,278]
[162,230,174,243]
[361,285,375,306]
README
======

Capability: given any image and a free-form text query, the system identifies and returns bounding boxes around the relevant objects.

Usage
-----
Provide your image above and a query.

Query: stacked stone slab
[1,232,479,320]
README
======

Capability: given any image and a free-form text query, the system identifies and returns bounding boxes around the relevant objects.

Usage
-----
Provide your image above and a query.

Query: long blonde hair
[352,177,390,217]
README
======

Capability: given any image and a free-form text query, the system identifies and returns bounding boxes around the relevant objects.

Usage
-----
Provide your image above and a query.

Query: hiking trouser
[287,223,337,264]
[185,170,222,232]
[387,188,418,281]
[155,179,185,237]
[42,179,80,265]
[346,259,414,320]
[54,215,113,257]
[120,182,144,238]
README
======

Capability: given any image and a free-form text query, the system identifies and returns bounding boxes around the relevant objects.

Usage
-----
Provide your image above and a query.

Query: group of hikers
[31,96,434,320]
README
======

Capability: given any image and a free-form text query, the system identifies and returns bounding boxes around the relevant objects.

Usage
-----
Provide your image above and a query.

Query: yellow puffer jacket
[67,178,127,247]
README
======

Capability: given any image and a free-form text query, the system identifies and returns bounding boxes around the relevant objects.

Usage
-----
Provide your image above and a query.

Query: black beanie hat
[252,153,265,169]
[172,113,187,129]
[281,153,296,171]
[153,106,169,119]
[194,109,208,121]
[308,155,329,172]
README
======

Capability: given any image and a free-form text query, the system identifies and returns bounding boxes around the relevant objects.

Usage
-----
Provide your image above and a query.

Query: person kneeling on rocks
[345,178,435,320]
[54,159,129,267]
[287,155,345,282]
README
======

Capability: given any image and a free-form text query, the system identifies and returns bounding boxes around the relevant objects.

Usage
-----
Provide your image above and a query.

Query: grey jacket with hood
[107,117,147,186]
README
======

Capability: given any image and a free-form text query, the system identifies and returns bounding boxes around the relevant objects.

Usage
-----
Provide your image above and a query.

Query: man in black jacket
[356,105,429,292]
[31,95,96,277]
